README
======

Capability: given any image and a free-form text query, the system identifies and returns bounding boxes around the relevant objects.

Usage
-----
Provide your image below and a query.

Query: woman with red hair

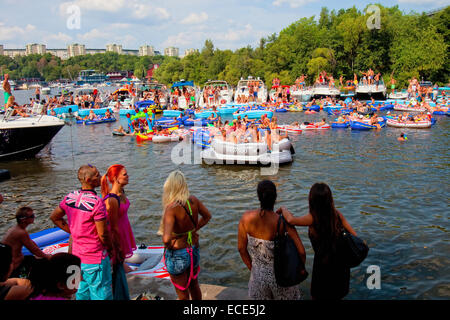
[101,164,136,300]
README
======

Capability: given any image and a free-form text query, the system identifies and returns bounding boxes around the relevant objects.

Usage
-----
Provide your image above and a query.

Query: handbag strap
[276,213,287,237]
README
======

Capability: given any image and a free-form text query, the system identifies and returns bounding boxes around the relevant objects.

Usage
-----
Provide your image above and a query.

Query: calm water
[0,89,449,299]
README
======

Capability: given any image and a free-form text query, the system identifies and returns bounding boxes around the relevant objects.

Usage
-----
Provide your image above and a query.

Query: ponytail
[100,174,110,198]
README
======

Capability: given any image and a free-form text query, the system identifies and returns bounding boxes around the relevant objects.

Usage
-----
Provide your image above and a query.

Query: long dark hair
[309,183,341,258]
[29,253,81,298]
[257,180,277,216]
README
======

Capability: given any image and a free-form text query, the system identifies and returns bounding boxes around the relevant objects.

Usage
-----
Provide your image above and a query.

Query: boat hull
[0,122,64,160]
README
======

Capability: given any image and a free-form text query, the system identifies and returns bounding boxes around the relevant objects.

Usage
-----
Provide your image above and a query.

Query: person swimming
[397,133,407,142]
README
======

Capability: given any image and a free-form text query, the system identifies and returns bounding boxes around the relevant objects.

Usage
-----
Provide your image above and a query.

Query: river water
[0,89,448,299]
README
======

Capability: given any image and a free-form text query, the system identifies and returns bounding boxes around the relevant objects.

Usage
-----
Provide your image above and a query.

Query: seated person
[84,110,96,121]
[0,243,33,300]
[1,207,51,279]
[315,118,327,126]
[207,113,218,121]
[113,125,133,136]
[104,109,112,119]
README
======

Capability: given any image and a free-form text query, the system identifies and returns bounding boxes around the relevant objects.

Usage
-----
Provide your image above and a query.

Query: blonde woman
[158,171,211,300]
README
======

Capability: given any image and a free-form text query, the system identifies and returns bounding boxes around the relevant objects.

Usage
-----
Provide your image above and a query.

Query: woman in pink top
[101,164,136,300]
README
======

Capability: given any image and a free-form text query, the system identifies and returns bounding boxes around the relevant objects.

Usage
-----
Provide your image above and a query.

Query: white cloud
[181,12,208,25]
[76,28,111,42]
[0,23,36,41]
[45,32,73,43]
[59,0,170,20]
[272,0,318,8]
[130,3,170,20]
[59,0,125,15]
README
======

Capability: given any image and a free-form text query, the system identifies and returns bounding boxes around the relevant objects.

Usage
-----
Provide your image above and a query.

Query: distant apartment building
[164,47,179,57]
[106,44,123,54]
[3,49,26,58]
[47,49,68,60]
[68,44,86,57]
[86,48,107,55]
[184,48,198,57]
[139,45,155,56]
[0,45,3,56]
[123,49,138,56]
[26,43,46,55]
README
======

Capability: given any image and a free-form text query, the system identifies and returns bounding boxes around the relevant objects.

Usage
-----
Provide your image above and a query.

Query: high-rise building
[25,43,46,55]
[68,44,86,57]
[0,45,3,56]
[139,45,155,56]
[106,44,122,54]
[164,47,179,57]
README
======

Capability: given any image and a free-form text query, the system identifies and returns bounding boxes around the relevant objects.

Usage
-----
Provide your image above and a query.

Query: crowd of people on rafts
[0,166,360,301]
[171,86,197,109]
[202,85,224,106]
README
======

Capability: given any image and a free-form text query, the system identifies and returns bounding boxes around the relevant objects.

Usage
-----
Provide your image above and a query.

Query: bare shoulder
[240,209,259,223]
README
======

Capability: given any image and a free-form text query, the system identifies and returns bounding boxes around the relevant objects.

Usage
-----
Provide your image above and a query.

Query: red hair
[101,164,125,198]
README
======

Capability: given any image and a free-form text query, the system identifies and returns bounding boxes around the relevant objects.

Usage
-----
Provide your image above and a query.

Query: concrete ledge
[127,275,249,300]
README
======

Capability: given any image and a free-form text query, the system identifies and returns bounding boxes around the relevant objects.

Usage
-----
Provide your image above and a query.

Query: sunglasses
[19,214,35,220]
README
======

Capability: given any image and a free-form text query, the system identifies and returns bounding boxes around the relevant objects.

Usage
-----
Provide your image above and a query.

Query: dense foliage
[1,4,448,88]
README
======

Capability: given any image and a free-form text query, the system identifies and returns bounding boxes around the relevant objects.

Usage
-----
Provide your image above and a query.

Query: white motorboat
[198,80,233,107]
[388,90,408,100]
[0,110,65,160]
[356,79,387,100]
[312,83,340,99]
[290,86,313,102]
[234,76,268,103]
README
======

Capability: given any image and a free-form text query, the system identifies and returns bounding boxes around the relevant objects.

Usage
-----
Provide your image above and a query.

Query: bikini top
[172,200,197,246]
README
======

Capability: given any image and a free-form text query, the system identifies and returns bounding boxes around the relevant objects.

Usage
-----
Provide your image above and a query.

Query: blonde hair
[157,170,190,235]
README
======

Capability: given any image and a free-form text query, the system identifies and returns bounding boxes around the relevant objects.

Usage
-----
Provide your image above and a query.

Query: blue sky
[0,0,448,54]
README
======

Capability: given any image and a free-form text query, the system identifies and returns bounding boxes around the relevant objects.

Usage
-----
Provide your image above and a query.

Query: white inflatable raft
[201,138,294,165]
[386,119,432,128]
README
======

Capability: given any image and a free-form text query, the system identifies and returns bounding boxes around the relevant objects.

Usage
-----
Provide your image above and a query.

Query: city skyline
[0,43,202,59]
[0,0,445,55]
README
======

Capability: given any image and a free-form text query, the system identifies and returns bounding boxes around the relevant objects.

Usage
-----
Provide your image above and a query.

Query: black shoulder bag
[338,216,369,268]
[274,214,308,287]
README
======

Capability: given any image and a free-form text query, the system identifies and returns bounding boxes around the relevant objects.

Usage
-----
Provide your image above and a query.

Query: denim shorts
[164,246,200,276]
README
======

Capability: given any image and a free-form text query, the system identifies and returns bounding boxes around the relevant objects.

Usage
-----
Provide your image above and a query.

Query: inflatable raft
[201,138,294,165]
[386,119,432,128]
[331,121,350,128]
[350,119,386,130]
[277,125,302,134]
[24,228,169,279]
[78,108,113,117]
[299,123,331,130]
[393,105,426,112]
[152,129,190,143]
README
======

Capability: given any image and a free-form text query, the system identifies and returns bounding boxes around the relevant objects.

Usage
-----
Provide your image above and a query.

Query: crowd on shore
[1,164,362,301]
